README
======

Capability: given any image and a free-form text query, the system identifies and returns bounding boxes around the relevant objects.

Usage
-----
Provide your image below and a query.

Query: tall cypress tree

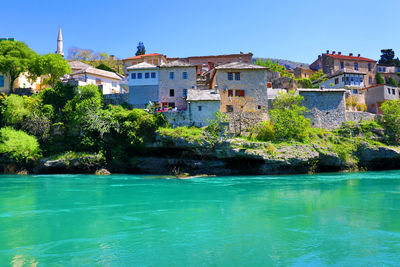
[135,42,146,56]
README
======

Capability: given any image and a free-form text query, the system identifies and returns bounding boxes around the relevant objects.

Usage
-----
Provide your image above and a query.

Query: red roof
[123,53,164,61]
[324,53,376,62]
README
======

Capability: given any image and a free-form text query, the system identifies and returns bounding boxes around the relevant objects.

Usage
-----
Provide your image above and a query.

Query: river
[0,171,400,266]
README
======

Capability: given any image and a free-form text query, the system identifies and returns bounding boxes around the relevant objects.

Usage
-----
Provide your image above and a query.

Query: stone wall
[299,89,346,129]
[345,111,376,122]
[128,85,159,108]
[104,93,129,105]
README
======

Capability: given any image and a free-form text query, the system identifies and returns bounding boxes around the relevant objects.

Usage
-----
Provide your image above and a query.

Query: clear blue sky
[1,0,398,64]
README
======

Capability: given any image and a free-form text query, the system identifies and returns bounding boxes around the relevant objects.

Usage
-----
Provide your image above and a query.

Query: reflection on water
[0,171,400,266]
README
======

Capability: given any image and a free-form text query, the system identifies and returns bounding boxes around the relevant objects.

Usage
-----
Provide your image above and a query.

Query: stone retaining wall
[345,111,376,122]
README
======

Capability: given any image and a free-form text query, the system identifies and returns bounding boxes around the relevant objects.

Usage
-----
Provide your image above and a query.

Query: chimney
[349,53,353,56]
[326,50,330,54]
[338,52,342,55]
[332,51,336,54]
[110,55,116,61]
[358,54,361,57]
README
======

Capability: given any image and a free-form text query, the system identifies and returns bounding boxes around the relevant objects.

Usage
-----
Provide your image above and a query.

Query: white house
[68,67,122,94]
[0,72,41,93]
[186,89,220,127]
[318,68,366,94]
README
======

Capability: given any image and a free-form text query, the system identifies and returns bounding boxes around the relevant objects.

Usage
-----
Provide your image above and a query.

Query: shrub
[205,112,229,140]
[381,99,400,144]
[252,121,275,141]
[0,127,41,162]
[158,126,204,143]
[0,94,29,126]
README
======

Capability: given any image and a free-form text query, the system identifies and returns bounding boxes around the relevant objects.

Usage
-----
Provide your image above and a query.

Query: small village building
[310,51,377,87]
[318,68,366,94]
[362,84,400,114]
[127,62,159,108]
[299,89,346,129]
[293,66,315,79]
[186,89,220,127]
[158,61,197,110]
[211,62,269,113]
[122,53,167,75]
[377,65,400,85]
[68,67,122,94]
[69,61,92,72]
[0,72,41,93]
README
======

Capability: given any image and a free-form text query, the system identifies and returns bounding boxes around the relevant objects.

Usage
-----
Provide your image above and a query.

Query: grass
[158,126,204,143]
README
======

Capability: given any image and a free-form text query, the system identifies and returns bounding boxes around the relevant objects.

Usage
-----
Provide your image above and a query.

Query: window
[235,89,245,97]
[335,78,339,84]
[151,72,156,78]
[138,73,142,79]
[352,89,358,94]
[387,88,391,95]
[131,73,136,79]
[169,89,174,97]
[226,105,233,112]
[228,72,233,80]
[340,62,344,69]
[354,63,358,70]
[112,81,117,87]
[198,106,202,111]
[385,77,388,83]
[168,102,175,108]
[368,64,372,71]
[169,72,174,79]
[228,89,233,97]
[235,72,240,80]
[383,67,386,72]
[257,105,262,110]
[182,72,188,79]
[183,88,187,97]
[145,72,149,79]
[0,75,4,87]
[378,67,382,72]
[393,89,396,95]
[96,78,102,85]
[369,76,372,84]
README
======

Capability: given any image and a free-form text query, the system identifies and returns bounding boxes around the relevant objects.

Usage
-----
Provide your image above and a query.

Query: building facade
[310,51,377,87]
[293,67,316,79]
[377,65,400,85]
[158,61,197,110]
[122,53,167,75]
[212,62,269,113]
[318,69,366,94]
[68,67,122,94]
[127,62,160,108]
[362,84,400,114]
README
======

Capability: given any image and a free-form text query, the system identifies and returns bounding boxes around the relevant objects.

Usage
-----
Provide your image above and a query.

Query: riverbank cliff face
[18,135,400,175]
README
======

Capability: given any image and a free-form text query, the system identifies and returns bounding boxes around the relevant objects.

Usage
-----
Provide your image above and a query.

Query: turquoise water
[0,172,400,266]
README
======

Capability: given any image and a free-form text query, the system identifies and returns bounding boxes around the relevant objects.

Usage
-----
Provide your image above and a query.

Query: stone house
[0,71,41,93]
[186,89,220,127]
[68,67,122,95]
[361,84,400,114]
[293,66,315,79]
[127,62,160,108]
[310,51,377,87]
[317,68,366,94]
[158,61,197,110]
[377,65,400,85]
[122,53,167,75]
[210,62,269,113]
[298,89,346,129]
[127,60,197,109]
[168,52,253,74]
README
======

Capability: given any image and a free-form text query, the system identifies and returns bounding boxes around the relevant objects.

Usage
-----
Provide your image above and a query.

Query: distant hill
[253,57,310,70]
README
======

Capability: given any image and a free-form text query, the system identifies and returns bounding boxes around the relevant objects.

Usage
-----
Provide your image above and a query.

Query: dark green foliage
[376,73,385,84]
[96,63,115,72]
[296,78,313,88]
[136,41,146,56]
[378,49,400,66]
[388,77,397,86]
[205,112,229,141]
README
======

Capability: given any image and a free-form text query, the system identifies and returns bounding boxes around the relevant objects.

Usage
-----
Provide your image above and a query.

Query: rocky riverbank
[8,134,399,176]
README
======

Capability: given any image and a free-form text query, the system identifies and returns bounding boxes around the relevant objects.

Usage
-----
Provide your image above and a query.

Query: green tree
[255,59,294,78]
[378,49,400,66]
[0,127,41,162]
[381,99,400,144]
[0,94,29,126]
[30,53,71,87]
[376,73,385,84]
[269,90,311,141]
[0,40,38,92]
[387,77,397,86]
[310,70,328,83]
[96,63,115,72]
[136,42,146,56]
[296,78,313,88]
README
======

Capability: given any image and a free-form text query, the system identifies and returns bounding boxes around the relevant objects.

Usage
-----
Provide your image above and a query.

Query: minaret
[56,27,64,57]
